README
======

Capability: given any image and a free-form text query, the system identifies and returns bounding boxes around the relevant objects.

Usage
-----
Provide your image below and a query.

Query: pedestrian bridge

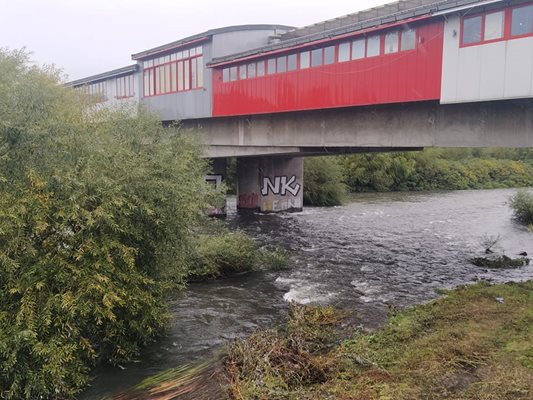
[68,0,533,212]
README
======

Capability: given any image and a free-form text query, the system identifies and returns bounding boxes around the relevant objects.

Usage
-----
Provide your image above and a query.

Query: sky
[0,0,389,81]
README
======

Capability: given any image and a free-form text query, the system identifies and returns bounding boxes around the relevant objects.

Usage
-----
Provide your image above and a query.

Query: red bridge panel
[212,21,444,117]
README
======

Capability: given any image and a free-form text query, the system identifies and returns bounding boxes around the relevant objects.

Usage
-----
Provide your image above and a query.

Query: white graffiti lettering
[261,175,301,196]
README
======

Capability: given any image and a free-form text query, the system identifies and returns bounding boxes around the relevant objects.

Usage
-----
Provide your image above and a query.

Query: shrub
[188,232,258,279]
[0,49,210,398]
[188,228,290,280]
[341,149,533,193]
[509,190,533,226]
[304,157,346,206]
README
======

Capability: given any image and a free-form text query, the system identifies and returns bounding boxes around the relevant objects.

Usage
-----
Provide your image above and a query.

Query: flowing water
[81,188,533,399]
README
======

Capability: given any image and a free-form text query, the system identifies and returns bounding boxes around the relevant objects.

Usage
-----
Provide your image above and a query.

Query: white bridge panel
[441,14,533,104]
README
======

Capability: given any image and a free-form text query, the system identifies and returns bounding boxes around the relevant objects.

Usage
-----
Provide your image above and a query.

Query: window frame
[116,74,135,99]
[142,46,204,97]
[460,3,533,48]
[510,3,533,39]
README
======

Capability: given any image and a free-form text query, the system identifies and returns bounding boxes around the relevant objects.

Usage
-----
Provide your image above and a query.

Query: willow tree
[0,49,209,399]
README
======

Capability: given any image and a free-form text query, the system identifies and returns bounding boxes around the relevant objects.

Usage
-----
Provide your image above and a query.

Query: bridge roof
[209,0,504,67]
[66,64,138,86]
[130,25,295,61]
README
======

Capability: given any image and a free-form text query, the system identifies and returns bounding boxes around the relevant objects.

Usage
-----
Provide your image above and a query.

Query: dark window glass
[367,35,380,57]
[384,32,399,54]
[230,66,237,81]
[324,46,335,64]
[267,58,276,74]
[277,56,287,73]
[463,16,482,44]
[338,42,350,62]
[248,63,256,78]
[300,51,310,69]
[257,61,265,76]
[352,39,365,59]
[239,64,247,80]
[511,5,533,36]
[401,28,416,50]
[287,54,297,71]
[311,48,323,67]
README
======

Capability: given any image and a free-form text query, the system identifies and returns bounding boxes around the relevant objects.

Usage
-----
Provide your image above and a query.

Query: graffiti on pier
[238,193,259,209]
[261,175,301,196]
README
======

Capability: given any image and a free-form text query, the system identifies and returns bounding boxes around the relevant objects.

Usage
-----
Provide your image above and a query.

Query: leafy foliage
[341,148,533,192]
[0,48,210,398]
[510,190,533,227]
[303,157,346,206]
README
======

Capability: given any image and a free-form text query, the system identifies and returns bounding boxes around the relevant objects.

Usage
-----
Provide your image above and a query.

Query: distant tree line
[303,148,533,206]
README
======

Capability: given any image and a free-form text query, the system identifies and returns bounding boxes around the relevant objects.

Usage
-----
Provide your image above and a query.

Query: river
[80,188,533,399]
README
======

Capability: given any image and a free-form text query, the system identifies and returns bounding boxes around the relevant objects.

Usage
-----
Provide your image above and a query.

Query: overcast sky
[1,0,389,81]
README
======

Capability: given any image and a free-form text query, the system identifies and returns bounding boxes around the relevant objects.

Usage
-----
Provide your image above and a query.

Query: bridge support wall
[237,157,303,213]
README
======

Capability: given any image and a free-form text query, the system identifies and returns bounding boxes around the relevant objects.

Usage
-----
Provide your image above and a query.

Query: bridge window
[287,54,297,71]
[177,62,184,90]
[401,28,416,50]
[338,42,350,62]
[85,81,107,102]
[367,35,380,57]
[463,15,482,44]
[268,58,276,74]
[257,61,265,76]
[300,51,310,69]
[511,4,533,36]
[352,38,365,59]
[171,63,177,91]
[248,63,256,78]
[116,74,134,99]
[191,61,198,89]
[184,62,190,90]
[230,66,237,81]
[217,28,422,84]
[324,46,335,64]
[277,56,287,73]
[196,57,204,87]
[142,45,204,97]
[311,48,322,67]
[384,31,399,54]
[239,64,247,80]
[485,11,504,40]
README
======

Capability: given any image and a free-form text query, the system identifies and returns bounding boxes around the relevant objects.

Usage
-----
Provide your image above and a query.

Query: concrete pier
[237,157,303,213]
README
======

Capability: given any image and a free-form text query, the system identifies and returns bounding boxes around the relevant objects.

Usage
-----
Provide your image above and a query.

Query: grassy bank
[226,281,533,399]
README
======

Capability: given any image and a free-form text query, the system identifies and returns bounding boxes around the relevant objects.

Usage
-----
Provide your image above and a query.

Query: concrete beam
[203,145,424,158]
[204,145,302,158]
[185,99,533,153]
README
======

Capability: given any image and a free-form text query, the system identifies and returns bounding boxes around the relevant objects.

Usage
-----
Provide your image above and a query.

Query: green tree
[304,157,346,206]
[0,48,210,398]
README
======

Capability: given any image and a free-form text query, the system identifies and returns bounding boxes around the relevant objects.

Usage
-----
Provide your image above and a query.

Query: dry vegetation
[225,281,533,400]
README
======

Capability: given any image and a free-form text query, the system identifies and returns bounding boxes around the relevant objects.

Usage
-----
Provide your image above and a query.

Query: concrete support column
[237,156,303,213]
[205,158,227,217]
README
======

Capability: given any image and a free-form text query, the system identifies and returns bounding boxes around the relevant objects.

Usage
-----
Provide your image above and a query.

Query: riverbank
[110,280,533,399]
[227,280,533,399]
[83,189,533,398]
